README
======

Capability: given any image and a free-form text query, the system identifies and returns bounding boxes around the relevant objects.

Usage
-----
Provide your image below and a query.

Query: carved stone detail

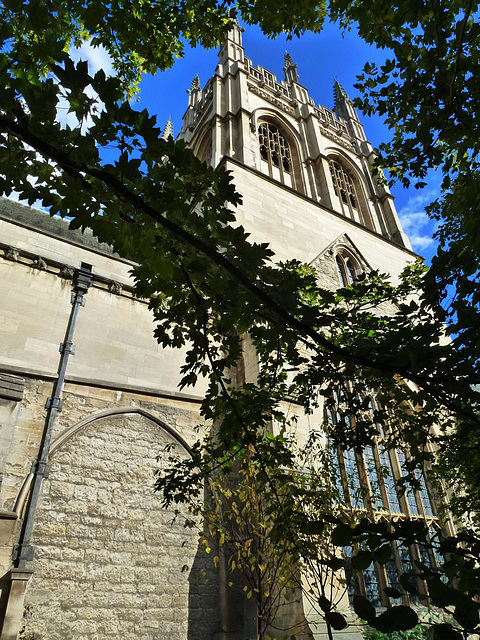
[59,265,74,279]
[5,246,19,261]
[109,281,123,295]
[32,257,47,270]
[247,84,294,116]
[318,125,356,152]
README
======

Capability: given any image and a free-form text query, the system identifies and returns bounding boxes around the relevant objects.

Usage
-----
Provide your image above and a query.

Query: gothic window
[342,448,363,508]
[327,391,439,608]
[378,449,402,513]
[335,250,362,287]
[329,159,361,221]
[258,121,294,188]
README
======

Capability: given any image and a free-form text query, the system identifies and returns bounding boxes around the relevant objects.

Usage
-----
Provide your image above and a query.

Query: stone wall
[20,411,218,640]
[0,200,220,639]
[226,159,417,281]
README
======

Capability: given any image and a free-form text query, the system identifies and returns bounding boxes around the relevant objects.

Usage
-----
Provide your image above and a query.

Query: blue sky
[75,20,439,263]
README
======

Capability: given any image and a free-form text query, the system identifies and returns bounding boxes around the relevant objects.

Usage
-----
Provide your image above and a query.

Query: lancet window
[329,159,361,220]
[335,250,362,287]
[258,121,294,188]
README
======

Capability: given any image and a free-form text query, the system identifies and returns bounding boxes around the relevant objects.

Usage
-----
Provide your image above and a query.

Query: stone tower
[178,22,438,639]
[179,20,412,273]
[0,23,432,640]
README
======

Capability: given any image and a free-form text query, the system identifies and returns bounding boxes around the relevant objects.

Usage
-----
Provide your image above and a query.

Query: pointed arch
[251,108,305,193]
[335,247,363,286]
[325,149,374,230]
[13,408,192,517]
[310,234,372,292]
[192,124,213,166]
[20,409,207,640]
[49,407,192,456]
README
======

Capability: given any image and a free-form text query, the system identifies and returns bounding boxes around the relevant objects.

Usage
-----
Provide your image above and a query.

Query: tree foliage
[1,0,480,638]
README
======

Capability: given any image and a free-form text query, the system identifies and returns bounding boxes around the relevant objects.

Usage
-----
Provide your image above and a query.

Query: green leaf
[325,611,348,631]
[383,587,402,599]
[374,544,392,565]
[431,623,463,640]
[352,551,374,571]
[371,606,418,633]
[301,520,325,535]
[353,594,376,621]
[453,596,480,631]
[331,524,354,546]
[399,574,418,596]
[427,577,458,607]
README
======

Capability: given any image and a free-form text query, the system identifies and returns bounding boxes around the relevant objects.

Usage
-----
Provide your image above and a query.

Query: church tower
[179,20,413,277]
[179,23,429,639]
[0,23,433,640]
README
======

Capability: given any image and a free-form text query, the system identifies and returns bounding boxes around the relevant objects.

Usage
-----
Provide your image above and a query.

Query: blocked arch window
[258,121,295,188]
[329,158,363,222]
[195,129,212,166]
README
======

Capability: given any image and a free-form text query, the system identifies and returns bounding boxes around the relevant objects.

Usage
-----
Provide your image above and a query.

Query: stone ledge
[0,510,17,521]
[0,365,204,404]
[0,374,25,402]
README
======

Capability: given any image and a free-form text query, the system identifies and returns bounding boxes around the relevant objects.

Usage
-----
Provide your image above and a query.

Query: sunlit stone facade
[0,23,419,640]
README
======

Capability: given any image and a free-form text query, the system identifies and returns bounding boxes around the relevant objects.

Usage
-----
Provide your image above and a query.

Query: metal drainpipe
[13,262,93,569]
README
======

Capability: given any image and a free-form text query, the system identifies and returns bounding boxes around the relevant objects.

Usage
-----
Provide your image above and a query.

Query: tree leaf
[331,524,354,546]
[352,551,374,571]
[383,587,402,599]
[353,595,376,621]
[431,623,463,640]
[325,611,348,630]
[371,606,418,633]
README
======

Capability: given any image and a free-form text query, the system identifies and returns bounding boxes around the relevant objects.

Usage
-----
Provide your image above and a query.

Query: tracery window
[258,122,294,188]
[329,159,360,220]
[326,392,440,608]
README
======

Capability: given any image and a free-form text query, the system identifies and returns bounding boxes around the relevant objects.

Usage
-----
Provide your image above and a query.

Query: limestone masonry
[0,23,422,640]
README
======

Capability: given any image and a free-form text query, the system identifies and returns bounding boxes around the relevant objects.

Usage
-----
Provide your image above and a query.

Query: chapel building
[0,23,437,640]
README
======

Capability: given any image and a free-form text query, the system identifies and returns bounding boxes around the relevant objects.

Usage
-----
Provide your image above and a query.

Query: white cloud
[396,182,441,254]
[70,41,114,77]
[399,210,434,251]
[55,42,114,130]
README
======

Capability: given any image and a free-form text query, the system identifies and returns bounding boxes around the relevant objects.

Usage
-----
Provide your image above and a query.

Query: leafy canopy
[1,0,480,638]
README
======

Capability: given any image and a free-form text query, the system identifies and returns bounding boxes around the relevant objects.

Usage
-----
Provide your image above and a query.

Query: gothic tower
[179,23,434,639]
[0,23,435,640]
[180,20,413,276]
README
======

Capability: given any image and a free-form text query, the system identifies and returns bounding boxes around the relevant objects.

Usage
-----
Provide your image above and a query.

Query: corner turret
[333,80,368,146]
[188,75,202,109]
[283,52,299,84]
[182,75,203,130]
[218,17,245,67]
